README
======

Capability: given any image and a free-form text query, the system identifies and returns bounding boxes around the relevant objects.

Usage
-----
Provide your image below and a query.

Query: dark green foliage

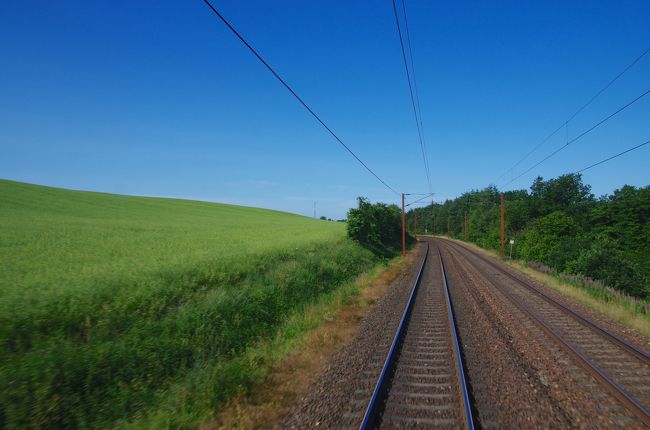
[518,211,581,271]
[406,175,650,299]
[347,197,413,257]
[567,236,647,297]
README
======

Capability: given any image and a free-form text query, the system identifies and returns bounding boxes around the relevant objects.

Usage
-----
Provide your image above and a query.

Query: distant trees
[407,174,650,298]
[347,197,413,257]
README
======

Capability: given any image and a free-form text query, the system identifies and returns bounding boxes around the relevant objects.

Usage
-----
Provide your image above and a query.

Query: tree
[529,174,594,223]
[518,211,581,271]
[347,197,412,257]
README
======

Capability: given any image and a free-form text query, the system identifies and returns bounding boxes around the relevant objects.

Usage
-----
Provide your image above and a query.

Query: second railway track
[440,238,650,427]
[360,240,474,429]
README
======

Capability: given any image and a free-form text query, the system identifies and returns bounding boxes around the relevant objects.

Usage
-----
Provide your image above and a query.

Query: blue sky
[1,1,649,219]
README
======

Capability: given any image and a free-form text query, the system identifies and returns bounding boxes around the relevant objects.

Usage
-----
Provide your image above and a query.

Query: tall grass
[0,180,377,428]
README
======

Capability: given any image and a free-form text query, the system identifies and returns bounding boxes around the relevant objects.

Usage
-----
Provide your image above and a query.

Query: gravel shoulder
[283,237,650,429]
[282,244,427,429]
[439,237,648,429]
[447,237,650,350]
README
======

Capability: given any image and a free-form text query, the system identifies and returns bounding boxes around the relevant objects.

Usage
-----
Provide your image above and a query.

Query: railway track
[440,238,650,427]
[359,241,474,429]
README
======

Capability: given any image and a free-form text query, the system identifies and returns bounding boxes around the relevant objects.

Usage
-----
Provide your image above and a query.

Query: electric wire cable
[201,0,400,195]
[502,89,650,187]
[400,0,432,193]
[576,139,650,173]
[391,0,432,193]
[406,193,435,206]
[494,48,650,185]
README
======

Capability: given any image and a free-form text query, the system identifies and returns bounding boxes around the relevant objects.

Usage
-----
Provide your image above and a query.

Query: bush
[567,237,648,298]
[347,197,413,257]
[518,211,581,271]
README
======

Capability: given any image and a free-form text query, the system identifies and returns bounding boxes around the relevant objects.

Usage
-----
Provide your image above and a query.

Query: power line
[201,0,399,195]
[494,48,650,185]
[406,193,434,207]
[503,89,650,187]
[576,139,650,173]
[400,0,432,193]
[391,0,432,193]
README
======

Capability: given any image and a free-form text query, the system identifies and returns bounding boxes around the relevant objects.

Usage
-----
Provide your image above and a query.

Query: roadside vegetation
[408,174,649,301]
[347,197,414,257]
[0,180,380,428]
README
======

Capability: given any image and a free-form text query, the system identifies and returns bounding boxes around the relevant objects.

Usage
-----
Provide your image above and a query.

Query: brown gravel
[439,238,648,429]
[282,244,427,429]
[283,237,650,429]
[451,238,650,352]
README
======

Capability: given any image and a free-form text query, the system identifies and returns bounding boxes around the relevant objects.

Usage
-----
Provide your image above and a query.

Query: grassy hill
[0,180,376,428]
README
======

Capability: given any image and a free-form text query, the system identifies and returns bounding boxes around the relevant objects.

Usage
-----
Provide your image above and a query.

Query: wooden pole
[402,193,406,256]
[500,193,505,257]
[447,216,451,237]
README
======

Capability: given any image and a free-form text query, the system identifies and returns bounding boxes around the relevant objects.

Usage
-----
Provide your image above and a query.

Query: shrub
[567,237,649,298]
[347,197,413,257]
[518,211,581,271]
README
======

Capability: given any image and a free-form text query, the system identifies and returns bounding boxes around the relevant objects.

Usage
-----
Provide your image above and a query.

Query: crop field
[0,179,377,428]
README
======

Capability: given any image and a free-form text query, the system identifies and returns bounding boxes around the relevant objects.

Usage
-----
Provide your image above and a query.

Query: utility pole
[464,211,468,241]
[313,201,316,219]
[500,193,505,257]
[402,193,406,256]
[447,216,451,237]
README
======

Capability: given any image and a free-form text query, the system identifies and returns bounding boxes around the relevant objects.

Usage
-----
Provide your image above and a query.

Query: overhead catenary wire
[576,139,650,173]
[502,88,650,188]
[400,0,432,193]
[406,193,435,207]
[494,48,650,185]
[391,0,432,193]
[201,0,399,195]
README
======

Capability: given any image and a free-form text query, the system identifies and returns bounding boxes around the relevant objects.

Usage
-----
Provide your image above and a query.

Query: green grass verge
[0,180,378,428]
[121,262,380,429]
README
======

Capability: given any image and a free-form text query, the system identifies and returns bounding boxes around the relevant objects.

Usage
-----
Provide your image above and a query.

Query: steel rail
[439,249,475,430]
[441,240,650,426]
[359,243,429,429]
[447,239,650,362]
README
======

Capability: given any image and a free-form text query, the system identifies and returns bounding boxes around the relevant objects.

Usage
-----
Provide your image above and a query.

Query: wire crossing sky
[202,0,400,196]
[1,1,649,218]
[494,48,650,186]
[391,0,432,194]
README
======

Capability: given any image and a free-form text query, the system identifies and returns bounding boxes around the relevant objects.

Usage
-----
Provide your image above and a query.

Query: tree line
[406,174,649,299]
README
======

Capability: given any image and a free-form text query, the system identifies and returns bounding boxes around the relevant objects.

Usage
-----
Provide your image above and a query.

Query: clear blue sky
[1,1,648,219]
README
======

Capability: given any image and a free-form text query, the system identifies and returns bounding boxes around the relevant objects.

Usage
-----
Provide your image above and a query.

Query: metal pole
[500,193,505,257]
[402,193,406,255]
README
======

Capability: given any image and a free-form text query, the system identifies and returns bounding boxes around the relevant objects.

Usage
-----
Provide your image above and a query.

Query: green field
[0,179,377,428]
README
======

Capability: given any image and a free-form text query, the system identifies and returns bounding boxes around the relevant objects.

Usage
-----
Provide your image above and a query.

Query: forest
[407,174,650,299]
